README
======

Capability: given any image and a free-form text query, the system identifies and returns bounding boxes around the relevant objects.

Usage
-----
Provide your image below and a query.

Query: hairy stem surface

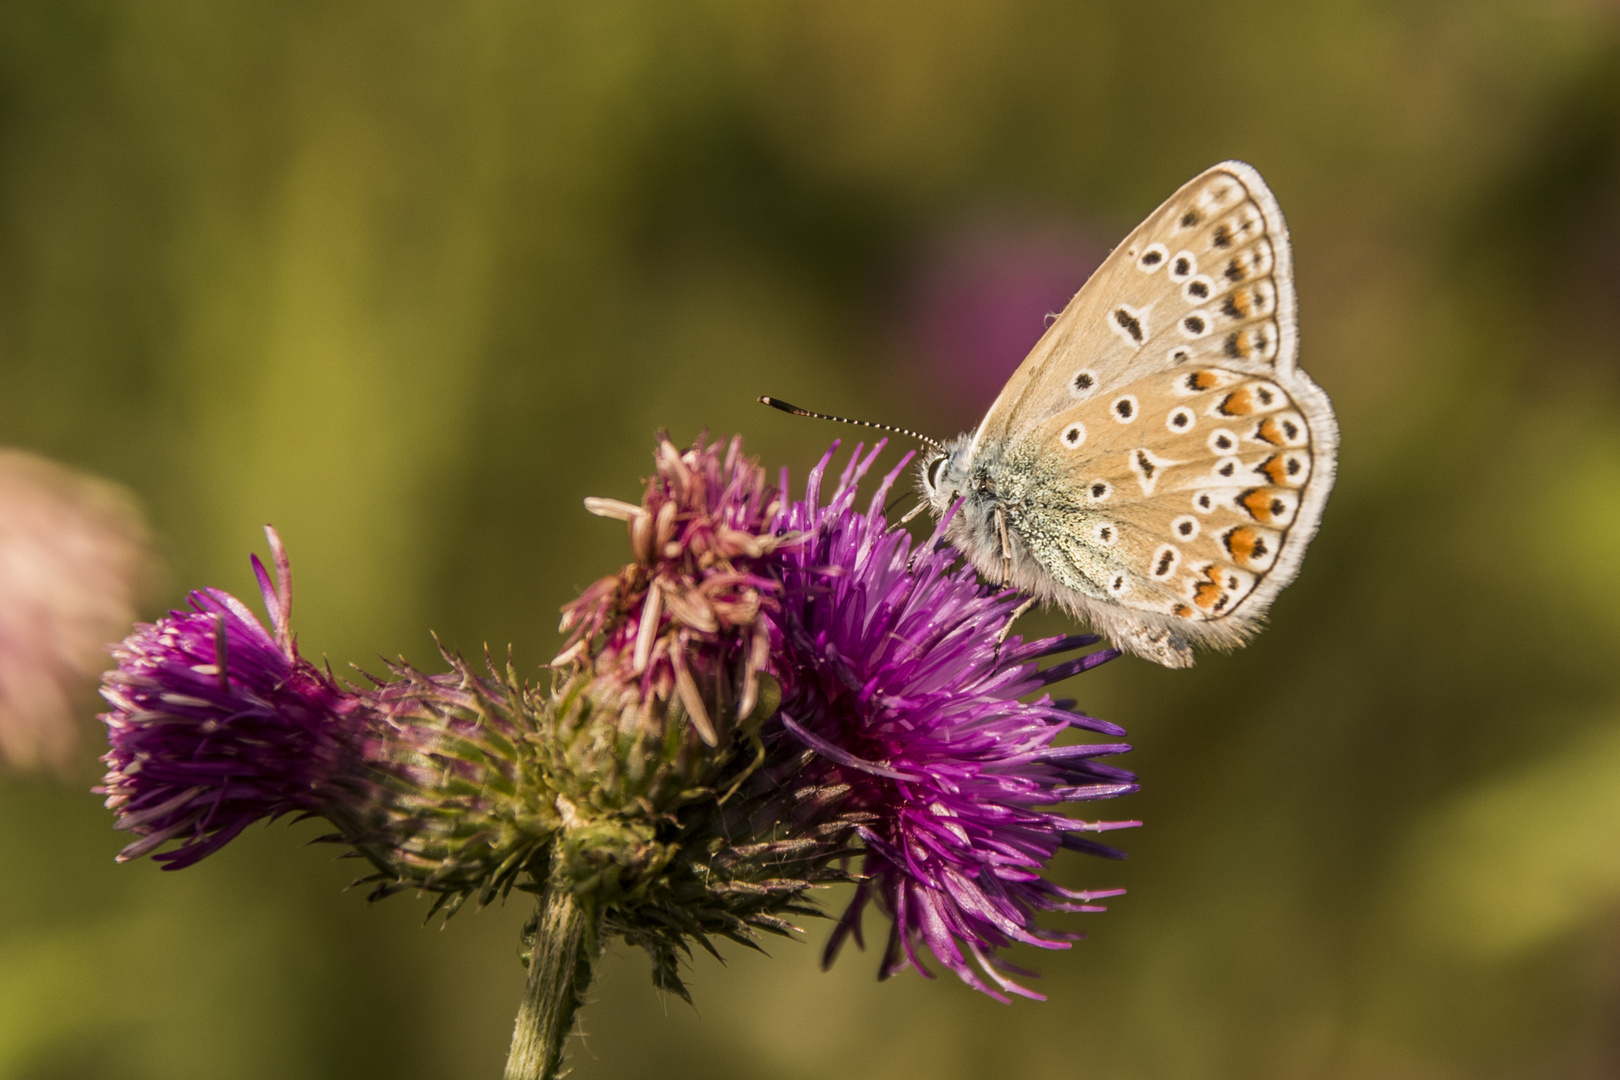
[503,866,600,1080]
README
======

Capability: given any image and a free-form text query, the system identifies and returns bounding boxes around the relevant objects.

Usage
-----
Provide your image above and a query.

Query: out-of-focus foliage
[2,1,1619,1077]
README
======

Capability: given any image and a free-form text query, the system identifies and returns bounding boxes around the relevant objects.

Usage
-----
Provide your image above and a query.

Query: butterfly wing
[970,161,1337,666]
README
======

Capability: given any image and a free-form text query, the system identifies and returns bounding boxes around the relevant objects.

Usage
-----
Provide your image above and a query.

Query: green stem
[503,868,600,1080]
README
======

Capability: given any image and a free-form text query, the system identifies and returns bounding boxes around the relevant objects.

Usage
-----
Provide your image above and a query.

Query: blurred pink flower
[0,450,154,774]
[898,218,1103,431]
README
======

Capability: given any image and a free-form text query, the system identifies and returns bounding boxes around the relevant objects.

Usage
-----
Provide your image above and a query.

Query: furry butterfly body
[921,161,1338,667]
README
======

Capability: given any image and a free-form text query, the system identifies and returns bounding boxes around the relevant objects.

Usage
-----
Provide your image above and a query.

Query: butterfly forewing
[975,162,1299,453]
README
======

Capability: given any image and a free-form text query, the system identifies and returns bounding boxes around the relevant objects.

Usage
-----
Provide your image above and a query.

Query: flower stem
[503,866,600,1080]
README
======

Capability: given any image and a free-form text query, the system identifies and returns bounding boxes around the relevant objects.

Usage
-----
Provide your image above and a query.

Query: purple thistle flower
[771,443,1139,1001]
[98,528,364,869]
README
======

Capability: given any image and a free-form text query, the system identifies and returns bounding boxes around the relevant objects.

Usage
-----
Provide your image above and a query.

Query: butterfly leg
[994,506,1013,586]
[995,596,1038,646]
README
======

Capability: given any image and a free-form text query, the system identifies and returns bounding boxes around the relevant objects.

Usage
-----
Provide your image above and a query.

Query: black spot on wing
[1114,308,1143,343]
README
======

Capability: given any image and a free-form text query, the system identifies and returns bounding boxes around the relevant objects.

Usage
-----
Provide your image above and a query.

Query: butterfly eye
[925,455,948,490]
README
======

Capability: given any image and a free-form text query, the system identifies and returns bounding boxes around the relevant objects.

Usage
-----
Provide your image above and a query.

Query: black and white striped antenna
[757,396,944,454]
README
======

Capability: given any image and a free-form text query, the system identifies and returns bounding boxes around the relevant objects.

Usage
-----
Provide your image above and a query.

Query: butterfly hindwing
[1011,362,1323,646]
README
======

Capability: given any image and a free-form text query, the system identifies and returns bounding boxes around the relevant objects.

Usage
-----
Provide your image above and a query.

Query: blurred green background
[3,2,1619,1077]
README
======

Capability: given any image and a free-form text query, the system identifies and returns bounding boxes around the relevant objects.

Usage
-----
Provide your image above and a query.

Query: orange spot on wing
[1255,418,1286,445]
[1218,388,1254,416]
[1241,488,1282,522]
[1225,526,1259,562]
[1193,568,1224,610]
[1190,370,1220,391]
[1258,454,1289,484]
[1172,603,1194,619]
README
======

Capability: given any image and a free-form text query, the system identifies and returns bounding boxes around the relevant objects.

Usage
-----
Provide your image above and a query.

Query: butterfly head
[919,434,976,515]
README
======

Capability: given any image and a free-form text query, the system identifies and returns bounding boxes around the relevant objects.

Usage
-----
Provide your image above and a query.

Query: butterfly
[904,161,1337,667]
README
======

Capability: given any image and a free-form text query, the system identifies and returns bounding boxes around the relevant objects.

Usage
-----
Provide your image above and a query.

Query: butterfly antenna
[758,396,944,454]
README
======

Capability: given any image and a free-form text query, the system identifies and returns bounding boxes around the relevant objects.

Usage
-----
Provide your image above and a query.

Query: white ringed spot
[1169,251,1198,282]
[1150,544,1181,579]
[1183,275,1215,303]
[1111,394,1140,423]
[1208,428,1239,454]
[1069,369,1100,399]
[1171,515,1200,541]
[1086,479,1113,503]
[1179,311,1212,339]
[1108,303,1150,348]
[1137,243,1168,272]
[1059,422,1087,449]
[1092,521,1118,548]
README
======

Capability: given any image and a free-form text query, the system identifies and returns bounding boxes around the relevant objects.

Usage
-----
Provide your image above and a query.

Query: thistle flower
[0,449,155,773]
[99,434,1143,1080]
[551,435,868,998]
[772,443,1138,1001]
[100,529,557,905]
[559,433,789,747]
[98,530,360,868]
